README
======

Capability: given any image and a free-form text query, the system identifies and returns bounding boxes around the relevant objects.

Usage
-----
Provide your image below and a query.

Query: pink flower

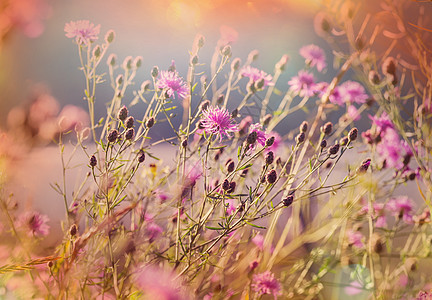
[64,20,100,45]
[240,66,274,88]
[252,233,264,251]
[370,112,394,132]
[339,81,368,104]
[265,131,282,153]
[249,123,267,147]
[299,44,326,72]
[387,196,415,224]
[345,281,363,295]
[288,71,317,97]
[18,211,50,237]
[252,271,282,298]
[201,106,238,141]
[156,69,189,100]
[361,203,387,228]
[347,105,361,121]
[347,230,364,248]
[219,25,238,46]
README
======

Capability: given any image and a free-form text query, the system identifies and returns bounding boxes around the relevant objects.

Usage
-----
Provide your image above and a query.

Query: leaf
[237,163,253,171]
[191,82,198,93]
[205,226,223,230]
[245,221,266,229]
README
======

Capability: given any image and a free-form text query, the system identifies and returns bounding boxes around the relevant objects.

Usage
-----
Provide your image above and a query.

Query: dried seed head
[117,105,128,121]
[231,58,241,72]
[138,150,145,163]
[266,169,277,184]
[320,122,333,135]
[296,132,305,144]
[226,159,235,173]
[328,143,340,155]
[69,224,78,236]
[283,195,294,207]
[222,179,230,191]
[146,117,155,128]
[265,151,274,165]
[125,116,134,128]
[107,129,119,143]
[263,114,272,126]
[348,127,358,141]
[265,136,275,147]
[247,131,258,145]
[125,128,134,140]
[300,121,308,133]
[368,70,380,85]
[320,139,327,148]
[89,155,97,167]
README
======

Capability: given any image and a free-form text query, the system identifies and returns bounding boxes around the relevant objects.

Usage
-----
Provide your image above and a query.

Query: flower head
[347,229,364,248]
[64,20,100,45]
[288,71,316,97]
[240,66,274,88]
[299,44,326,72]
[387,196,415,224]
[252,271,282,298]
[339,81,368,104]
[18,211,50,237]
[156,69,189,100]
[201,106,238,141]
[249,123,267,147]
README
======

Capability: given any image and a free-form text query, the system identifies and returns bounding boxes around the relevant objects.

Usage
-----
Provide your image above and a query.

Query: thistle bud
[122,56,133,70]
[181,138,188,148]
[296,132,305,144]
[222,179,230,191]
[151,66,159,78]
[217,94,224,105]
[254,78,265,90]
[328,143,340,155]
[265,136,275,147]
[69,224,78,236]
[107,129,119,143]
[125,128,134,140]
[195,34,205,49]
[105,30,115,43]
[368,70,380,85]
[221,45,232,57]
[92,45,101,58]
[107,54,117,66]
[231,58,241,72]
[199,100,211,112]
[117,105,128,121]
[227,181,236,193]
[320,139,327,148]
[320,122,333,135]
[263,114,272,126]
[140,80,151,92]
[382,57,397,76]
[247,50,259,63]
[265,151,274,165]
[116,75,124,86]
[266,169,277,184]
[231,108,238,118]
[247,131,258,145]
[134,56,143,68]
[356,158,371,174]
[276,54,290,71]
[283,195,293,207]
[138,150,145,163]
[339,136,349,146]
[190,55,198,65]
[146,117,155,128]
[300,121,308,133]
[404,258,417,272]
[226,159,235,173]
[125,116,134,128]
[89,155,97,167]
[348,127,358,141]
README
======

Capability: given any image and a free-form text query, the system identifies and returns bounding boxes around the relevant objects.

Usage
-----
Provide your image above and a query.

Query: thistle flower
[339,81,368,104]
[18,211,50,237]
[248,123,267,147]
[347,229,364,248]
[240,66,274,89]
[251,271,282,298]
[117,105,128,121]
[387,196,414,224]
[156,67,189,100]
[288,70,317,97]
[299,44,326,72]
[201,106,238,141]
[64,20,100,45]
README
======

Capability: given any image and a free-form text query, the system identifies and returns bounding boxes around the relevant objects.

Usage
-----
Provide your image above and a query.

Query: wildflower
[300,44,326,72]
[134,266,186,299]
[251,271,282,298]
[107,129,119,143]
[249,123,267,147]
[387,196,414,224]
[339,81,368,104]
[18,211,50,237]
[201,106,238,141]
[156,68,189,100]
[288,70,316,97]
[347,229,364,248]
[64,20,100,45]
[344,281,364,296]
[240,66,274,89]
[347,105,361,121]
[252,233,264,251]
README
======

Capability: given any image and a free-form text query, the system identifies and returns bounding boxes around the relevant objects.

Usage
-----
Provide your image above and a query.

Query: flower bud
[217,94,224,105]
[283,195,293,207]
[328,143,340,155]
[349,127,358,141]
[265,136,275,147]
[231,58,241,72]
[105,30,115,43]
[356,158,371,174]
[247,49,259,62]
[116,74,124,86]
[107,54,117,66]
[320,139,327,148]
[125,116,134,128]
[190,55,198,65]
[254,78,265,90]
[122,56,133,70]
[227,181,236,193]
[69,224,78,236]
[300,121,308,133]
[382,57,397,76]
[295,132,305,144]
[89,155,97,167]
[140,80,151,92]
[231,108,238,119]
[195,34,205,49]
[107,129,119,143]
[222,179,230,191]
[247,131,258,145]
[125,128,134,140]
[151,66,159,78]
[275,54,290,71]
[199,100,211,112]
[265,151,274,165]
[368,70,380,85]
[92,45,101,58]
[221,45,232,57]
[320,122,333,135]
[263,114,272,126]
[146,117,155,128]
[134,56,143,68]
[266,169,277,184]
[226,159,235,173]
[138,150,145,163]
[339,136,349,146]
[117,105,128,121]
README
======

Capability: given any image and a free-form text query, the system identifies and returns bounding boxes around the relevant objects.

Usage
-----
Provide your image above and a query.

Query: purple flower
[361,203,387,228]
[64,20,100,45]
[240,66,274,88]
[299,44,326,72]
[387,196,415,224]
[370,112,394,132]
[156,69,189,100]
[347,230,364,248]
[201,106,238,141]
[288,71,317,97]
[339,81,368,104]
[347,105,361,121]
[252,271,282,298]
[134,266,186,299]
[18,211,50,237]
[249,123,267,147]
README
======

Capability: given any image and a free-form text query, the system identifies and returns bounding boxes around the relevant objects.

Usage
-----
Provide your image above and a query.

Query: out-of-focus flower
[240,66,274,88]
[156,69,189,100]
[299,44,326,72]
[64,20,100,45]
[339,81,368,104]
[288,71,316,97]
[251,271,282,298]
[252,233,264,251]
[18,211,50,237]
[219,25,238,46]
[347,229,364,248]
[347,105,361,121]
[248,123,267,147]
[57,105,90,132]
[387,196,414,224]
[344,281,364,295]
[201,106,238,141]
